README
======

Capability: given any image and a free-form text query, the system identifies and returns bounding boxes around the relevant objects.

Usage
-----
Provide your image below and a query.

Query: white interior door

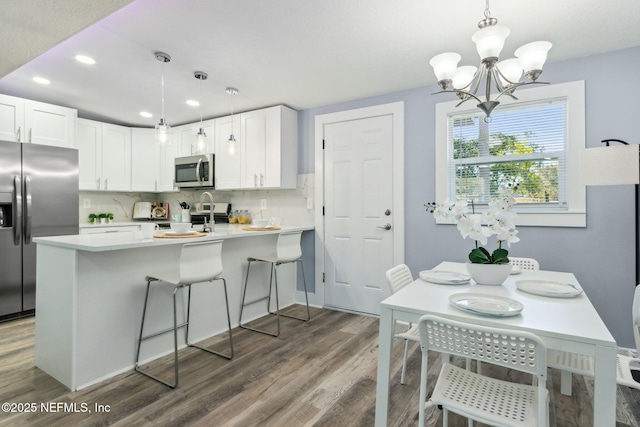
[316,103,404,315]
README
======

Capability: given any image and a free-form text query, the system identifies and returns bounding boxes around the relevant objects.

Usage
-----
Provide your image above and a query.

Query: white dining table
[374,261,617,426]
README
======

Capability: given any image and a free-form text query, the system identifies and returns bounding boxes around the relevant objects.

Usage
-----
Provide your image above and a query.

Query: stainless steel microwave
[174,153,215,188]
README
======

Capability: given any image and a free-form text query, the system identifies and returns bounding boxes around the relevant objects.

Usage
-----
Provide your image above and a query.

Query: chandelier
[429,0,552,118]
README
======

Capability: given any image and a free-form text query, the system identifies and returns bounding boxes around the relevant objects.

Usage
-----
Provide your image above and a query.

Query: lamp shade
[429,52,461,82]
[496,58,522,86]
[452,65,477,89]
[580,145,640,186]
[155,119,171,146]
[515,41,552,72]
[472,24,510,60]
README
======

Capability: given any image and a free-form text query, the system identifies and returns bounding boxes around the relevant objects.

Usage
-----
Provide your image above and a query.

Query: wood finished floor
[0,307,639,427]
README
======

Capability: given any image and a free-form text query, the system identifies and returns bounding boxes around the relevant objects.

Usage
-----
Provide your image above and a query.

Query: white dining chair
[417,314,549,427]
[548,284,640,395]
[135,240,234,388]
[385,264,419,384]
[509,257,540,271]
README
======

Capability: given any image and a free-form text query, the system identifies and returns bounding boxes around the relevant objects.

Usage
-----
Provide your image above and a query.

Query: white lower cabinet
[0,94,77,148]
[77,118,131,191]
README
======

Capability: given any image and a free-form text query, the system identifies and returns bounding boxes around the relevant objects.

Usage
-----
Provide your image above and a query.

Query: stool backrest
[509,257,540,270]
[276,231,302,262]
[178,240,224,284]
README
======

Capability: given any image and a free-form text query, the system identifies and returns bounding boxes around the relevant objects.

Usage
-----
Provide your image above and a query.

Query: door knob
[377,223,392,230]
[384,209,391,216]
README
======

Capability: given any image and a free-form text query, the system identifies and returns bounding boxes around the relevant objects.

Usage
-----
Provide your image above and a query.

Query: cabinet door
[265,105,297,189]
[240,109,267,188]
[24,100,77,148]
[101,124,131,191]
[174,124,199,157]
[0,94,24,142]
[131,128,159,192]
[214,115,241,189]
[77,119,102,190]
[158,140,177,192]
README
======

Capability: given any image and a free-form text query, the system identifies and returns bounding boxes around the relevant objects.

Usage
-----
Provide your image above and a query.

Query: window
[435,80,586,227]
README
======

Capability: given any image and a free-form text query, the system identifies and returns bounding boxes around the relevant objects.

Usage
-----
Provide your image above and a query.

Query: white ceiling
[1,0,639,128]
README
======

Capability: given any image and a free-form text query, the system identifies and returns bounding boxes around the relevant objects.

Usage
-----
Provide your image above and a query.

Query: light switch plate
[260,199,267,209]
[83,198,91,208]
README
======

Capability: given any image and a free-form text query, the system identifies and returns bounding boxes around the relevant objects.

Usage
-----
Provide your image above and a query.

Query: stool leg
[171,285,181,388]
[186,279,234,359]
[239,260,280,337]
[135,278,154,370]
[272,259,311,322]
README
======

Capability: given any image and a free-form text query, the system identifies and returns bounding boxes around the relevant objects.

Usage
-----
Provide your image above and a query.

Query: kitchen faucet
[199,191,215,232]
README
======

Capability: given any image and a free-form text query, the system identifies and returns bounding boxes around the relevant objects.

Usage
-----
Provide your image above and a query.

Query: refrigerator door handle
[24,175,32,244]
[13,175,22,245]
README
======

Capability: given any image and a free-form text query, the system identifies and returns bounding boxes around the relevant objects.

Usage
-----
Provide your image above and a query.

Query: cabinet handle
[155,180,157,192]
[28,128,32,143]
[97,178,100,190]
[16,127,21,142]
[260,173,264,187]
[254,174,257,187]
[104,178,108,190]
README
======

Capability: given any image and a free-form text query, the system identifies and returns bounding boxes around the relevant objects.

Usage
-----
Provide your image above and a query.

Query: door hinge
[322,139,325,149]
[323,272,325,282]
[322,206,325,216]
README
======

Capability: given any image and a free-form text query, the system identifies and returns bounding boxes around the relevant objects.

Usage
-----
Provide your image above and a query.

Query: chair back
[177,240,224,284]
[633,285,640,354]
[418,314,547,378]
[509,257,540,270]
[385,264,414,294]
[276,231,302,262]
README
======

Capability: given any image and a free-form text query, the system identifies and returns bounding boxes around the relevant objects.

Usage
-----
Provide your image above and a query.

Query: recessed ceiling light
[186,100,200,107]
[75,55,96,65]
[139,111,153,118]
[32,76,50,85]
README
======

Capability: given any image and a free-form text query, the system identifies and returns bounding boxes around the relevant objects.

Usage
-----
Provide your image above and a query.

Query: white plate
[449,293,524,317]
[249,225,272,229]
[510,265,522,275]
[419,270,471,285]
[515,280,583,298]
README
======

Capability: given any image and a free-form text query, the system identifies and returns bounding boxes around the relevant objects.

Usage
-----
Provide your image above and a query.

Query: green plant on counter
[88,213,97,224]
[107,213,114,221]
[98,213,108,219]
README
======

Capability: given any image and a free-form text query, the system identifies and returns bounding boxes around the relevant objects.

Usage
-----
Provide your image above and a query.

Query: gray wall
[298,46,640,348]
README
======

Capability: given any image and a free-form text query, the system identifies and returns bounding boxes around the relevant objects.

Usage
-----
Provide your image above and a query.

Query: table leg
[592,344,617,426]
[375,307,394,426]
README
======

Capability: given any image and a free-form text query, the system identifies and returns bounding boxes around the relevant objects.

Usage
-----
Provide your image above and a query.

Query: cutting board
[241,226,281,231]
[153,232,208,238]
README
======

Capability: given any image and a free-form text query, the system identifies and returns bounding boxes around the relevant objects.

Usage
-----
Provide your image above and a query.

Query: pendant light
[226,87,238,156]
[194,71,208,154]
[154,52,172,146]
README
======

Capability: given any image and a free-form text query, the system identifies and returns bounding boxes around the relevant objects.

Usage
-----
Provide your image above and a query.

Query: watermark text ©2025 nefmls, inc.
[2,401,111,414]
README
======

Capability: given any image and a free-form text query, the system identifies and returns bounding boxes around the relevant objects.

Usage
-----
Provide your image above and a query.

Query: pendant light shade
[226,87,238,156]
[194,71,208,154]
[472,24,510,60]
[154,52,171,146]
[515,41,552,80]
[429,53,461,88]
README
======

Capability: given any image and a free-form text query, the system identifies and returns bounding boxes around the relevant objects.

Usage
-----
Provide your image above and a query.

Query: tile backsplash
[79,173,315,226]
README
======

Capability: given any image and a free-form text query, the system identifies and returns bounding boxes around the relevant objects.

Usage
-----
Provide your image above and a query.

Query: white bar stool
[135,240,233,388]
[239,231,310,337]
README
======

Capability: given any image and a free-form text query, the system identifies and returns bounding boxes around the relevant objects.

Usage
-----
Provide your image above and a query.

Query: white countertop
[35,224,314,252]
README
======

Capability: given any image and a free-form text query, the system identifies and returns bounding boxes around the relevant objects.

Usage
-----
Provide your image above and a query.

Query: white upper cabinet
[174,119,214,158]
[77,118,131,191]
[0,94,76,148]
[240,105,297,189]
[214,114,242,190]
[131,128,159,192]
[131,128,177,192]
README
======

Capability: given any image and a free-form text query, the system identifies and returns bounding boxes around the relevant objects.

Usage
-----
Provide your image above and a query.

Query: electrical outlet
[83,198,91,208]
[260,199,267,209]
[307,197,313,209]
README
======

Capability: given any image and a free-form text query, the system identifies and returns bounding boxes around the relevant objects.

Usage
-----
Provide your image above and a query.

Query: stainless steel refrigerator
[0,140,78,319]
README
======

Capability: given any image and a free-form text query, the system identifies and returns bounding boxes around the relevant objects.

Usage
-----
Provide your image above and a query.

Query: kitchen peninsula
[33,224,313,391]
